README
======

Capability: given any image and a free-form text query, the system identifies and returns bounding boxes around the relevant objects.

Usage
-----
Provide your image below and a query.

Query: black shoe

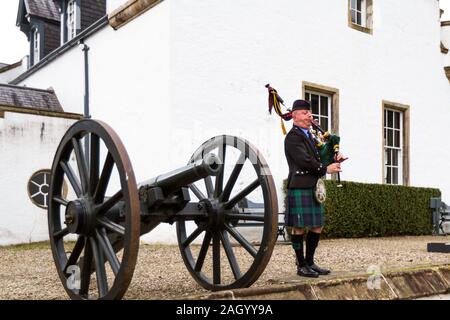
[309,263,331,275]
[297,266,319,278]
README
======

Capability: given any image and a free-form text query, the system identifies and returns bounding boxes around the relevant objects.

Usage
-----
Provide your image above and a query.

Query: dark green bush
[282,179,440,238]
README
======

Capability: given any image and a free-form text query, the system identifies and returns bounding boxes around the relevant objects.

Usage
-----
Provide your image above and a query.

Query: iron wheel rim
[176,135,278,291]
[48,119,140,300]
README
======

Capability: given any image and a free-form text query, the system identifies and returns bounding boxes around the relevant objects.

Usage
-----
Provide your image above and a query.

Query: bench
[430,197,450,235]
[236,198,289,242]
[428,198,450,253]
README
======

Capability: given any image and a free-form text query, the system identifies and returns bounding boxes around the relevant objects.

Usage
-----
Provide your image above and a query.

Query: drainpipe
[79,40,90,163]
[79,40,90,119]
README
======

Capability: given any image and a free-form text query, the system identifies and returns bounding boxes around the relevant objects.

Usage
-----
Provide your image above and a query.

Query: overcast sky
[1,0,450,64]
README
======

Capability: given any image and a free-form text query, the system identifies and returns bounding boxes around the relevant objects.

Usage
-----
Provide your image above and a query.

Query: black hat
[292,99,311,111]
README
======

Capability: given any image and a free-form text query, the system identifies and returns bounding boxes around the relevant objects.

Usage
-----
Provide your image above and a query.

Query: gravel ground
[1,235,450,300]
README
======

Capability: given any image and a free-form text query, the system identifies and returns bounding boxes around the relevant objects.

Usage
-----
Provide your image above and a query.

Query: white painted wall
[16,0,172,243]
[12,0,450,244]
[107,0,127,14]
[168,0,450,199]
[0,112,76,245]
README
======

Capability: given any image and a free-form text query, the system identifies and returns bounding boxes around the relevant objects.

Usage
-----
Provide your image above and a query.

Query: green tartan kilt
[285,188,324,228]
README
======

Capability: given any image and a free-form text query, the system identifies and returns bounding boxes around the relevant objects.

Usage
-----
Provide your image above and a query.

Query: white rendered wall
[0,112,75,245]
[14,0,450,244]
[17,1,172,243]
[169,0,450,201]
[107,0,126,14]
[17,47,85,114]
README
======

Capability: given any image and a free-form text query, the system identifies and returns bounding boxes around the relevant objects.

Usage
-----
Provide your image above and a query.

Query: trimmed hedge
[282,180,441,238]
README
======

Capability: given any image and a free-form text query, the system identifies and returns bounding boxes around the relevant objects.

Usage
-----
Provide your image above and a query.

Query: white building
[2,0,450,244]
[0,84,80,245]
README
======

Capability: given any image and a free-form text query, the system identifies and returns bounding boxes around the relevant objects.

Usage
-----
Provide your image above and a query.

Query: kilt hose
[285,188,324,228]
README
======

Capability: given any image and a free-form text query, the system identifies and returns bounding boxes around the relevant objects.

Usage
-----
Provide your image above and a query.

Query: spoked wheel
[176,135,278,291]
[48,119,140,300]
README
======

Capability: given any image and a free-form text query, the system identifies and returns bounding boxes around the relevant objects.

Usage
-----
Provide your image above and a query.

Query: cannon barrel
[139,153,220,195]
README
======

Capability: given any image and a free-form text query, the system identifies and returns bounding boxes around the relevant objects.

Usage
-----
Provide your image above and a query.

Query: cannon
[48,119,278,299]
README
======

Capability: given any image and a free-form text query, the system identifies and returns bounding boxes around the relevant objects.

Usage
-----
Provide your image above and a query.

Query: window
[303,82,340,181]
[67,0,76,40]
[27,169,68,209]
[350,0,365,27]
[305,91,331,132]
[28,169,51,209]
[382,101,410,186]
[348,0,373,34]
[303,82,339,134]
[384,109,402,184]
[33,28,40,63]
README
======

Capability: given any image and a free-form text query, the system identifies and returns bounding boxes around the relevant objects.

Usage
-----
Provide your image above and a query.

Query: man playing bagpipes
[266,84,347,278]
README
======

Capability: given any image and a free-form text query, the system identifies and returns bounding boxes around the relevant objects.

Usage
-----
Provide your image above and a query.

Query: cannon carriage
[48,119,279,299]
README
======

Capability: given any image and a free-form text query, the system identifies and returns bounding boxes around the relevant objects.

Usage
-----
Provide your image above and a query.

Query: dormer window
[17,0,61,67]
[17,0,106,52]
[33,28,40,63]
[60,0,81,44]
[57,0,106,45]
[67,0,76,40]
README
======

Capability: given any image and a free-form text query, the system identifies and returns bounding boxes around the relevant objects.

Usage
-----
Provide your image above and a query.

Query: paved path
[416,293,450,300]
[1,235,449,299]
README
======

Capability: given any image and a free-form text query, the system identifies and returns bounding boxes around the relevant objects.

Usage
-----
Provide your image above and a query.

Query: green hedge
[282,180,441,238]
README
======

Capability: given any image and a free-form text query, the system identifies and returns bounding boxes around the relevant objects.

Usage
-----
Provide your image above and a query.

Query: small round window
[28,169,52,209]
[28,169,68,209]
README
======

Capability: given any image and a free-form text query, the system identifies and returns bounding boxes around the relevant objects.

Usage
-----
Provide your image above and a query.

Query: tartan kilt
[285,188,324,228]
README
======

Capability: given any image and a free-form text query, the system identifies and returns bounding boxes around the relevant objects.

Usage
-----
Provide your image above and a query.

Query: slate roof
[0,84,63,112]
[24,0,60,22]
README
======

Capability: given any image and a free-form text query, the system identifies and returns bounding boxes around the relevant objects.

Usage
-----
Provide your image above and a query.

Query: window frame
[350,0,365,27]
[382,101,410,186]
[66,0,77,41]
[302,81,340,135]
[302,82,340,181]
[33,28,40,64]
[305,91,332,133]
[348,0,373,35]
[384,108,403,185]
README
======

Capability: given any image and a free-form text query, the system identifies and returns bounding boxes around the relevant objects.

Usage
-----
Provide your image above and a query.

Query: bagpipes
[265,84,344,187]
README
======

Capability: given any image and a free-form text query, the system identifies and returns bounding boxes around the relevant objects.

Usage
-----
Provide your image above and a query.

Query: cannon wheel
[48,119,140,300]
[176,135,278,291]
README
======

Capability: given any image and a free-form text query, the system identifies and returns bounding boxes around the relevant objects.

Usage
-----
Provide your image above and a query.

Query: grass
[1,240,177,251]
[1,241,51,251]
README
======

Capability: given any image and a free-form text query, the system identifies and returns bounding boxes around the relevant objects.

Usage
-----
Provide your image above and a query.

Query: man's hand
[334,152,348,163]
[327,163,342,174]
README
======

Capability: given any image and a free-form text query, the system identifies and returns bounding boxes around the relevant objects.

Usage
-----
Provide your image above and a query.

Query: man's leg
[292,227,318,278]
[291,227,305,267]
[306,227,330,275]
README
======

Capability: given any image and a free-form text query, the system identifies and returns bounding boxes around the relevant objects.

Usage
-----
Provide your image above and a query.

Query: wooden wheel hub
[200,199,240,231]
[65,199,95,235]
[199,199,224,231]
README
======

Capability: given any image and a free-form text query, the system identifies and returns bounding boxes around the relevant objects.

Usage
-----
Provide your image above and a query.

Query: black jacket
[284,126,327,189]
